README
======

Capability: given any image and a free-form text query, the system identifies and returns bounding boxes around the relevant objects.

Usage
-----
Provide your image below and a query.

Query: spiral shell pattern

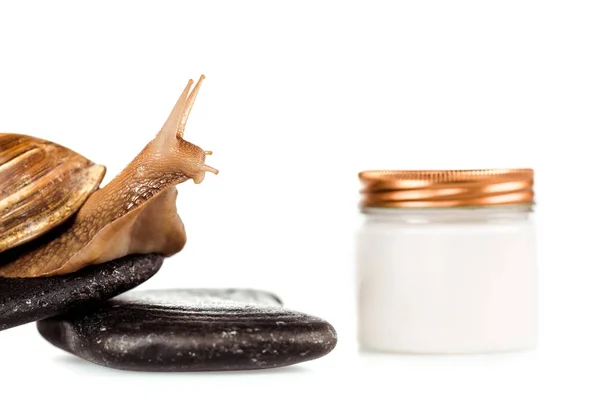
[0,134,105,252]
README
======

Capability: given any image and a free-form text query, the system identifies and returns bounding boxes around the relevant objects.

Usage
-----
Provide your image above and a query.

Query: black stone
[0,254,164,331]
[37,289,338,372]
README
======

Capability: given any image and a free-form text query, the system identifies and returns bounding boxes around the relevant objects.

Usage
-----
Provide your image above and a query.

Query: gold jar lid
[359,169,534,208]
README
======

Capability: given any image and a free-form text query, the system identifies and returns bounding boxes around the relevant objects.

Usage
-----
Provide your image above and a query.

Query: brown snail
[0,76,217,278]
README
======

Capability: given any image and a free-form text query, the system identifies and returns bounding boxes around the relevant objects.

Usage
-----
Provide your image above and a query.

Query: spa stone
[0,254,164,331]
[37,288,338,371]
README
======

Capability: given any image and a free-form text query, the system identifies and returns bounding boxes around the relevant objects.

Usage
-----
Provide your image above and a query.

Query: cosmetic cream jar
[357,169,536,353]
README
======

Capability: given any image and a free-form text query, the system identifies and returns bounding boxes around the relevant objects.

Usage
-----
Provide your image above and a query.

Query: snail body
[0,76,217,278]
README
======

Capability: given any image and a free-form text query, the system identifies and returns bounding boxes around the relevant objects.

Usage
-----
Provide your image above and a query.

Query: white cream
[357,206,537,353]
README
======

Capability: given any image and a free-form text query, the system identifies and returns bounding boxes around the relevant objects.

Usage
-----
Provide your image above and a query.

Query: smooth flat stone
[0,254,164,331]
[37,289,338,372]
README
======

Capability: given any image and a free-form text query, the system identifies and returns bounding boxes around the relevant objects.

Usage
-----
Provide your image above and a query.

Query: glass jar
[357,170,537,354]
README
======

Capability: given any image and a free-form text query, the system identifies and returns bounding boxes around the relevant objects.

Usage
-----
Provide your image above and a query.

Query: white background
[0,0,599,398]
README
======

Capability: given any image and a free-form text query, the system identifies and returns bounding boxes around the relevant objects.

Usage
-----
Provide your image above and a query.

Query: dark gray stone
[37,289,338,371]
[0,254,164,331]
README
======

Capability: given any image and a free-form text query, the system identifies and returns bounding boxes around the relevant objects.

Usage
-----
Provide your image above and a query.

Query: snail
[0,76,217,278]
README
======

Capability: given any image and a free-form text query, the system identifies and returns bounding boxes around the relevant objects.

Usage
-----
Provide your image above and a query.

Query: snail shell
[0,76,217,278]
[0,134,105,253]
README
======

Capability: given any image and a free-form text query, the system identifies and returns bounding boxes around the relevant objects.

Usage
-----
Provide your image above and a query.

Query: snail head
[144,75,218,185]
